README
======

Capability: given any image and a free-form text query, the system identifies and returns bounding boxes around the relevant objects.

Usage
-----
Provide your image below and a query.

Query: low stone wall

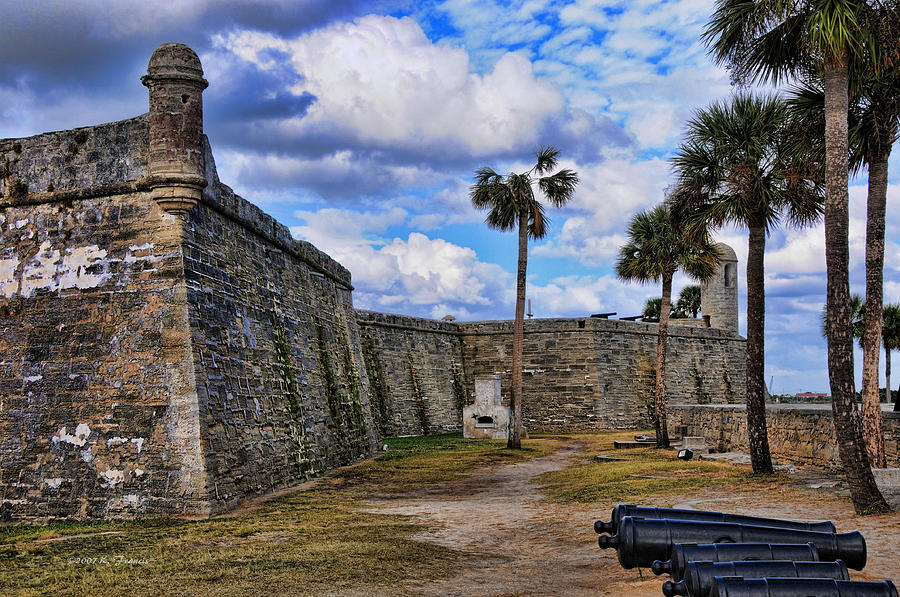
[356,311,467,437]
[668,404,900,469]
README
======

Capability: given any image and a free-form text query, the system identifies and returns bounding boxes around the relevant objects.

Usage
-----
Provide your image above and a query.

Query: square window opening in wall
[578,320,585,329]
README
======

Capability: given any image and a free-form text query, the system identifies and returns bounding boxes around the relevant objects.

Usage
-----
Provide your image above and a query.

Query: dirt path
[367,440,659,596]
[366,439,900,596]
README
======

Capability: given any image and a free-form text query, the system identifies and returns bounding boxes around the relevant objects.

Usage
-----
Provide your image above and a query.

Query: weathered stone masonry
[0,45,378,521]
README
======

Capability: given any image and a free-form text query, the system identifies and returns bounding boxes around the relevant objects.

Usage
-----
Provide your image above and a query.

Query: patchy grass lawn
[0,433,556,597]
[1,431,795,596]
[535,431,787,504]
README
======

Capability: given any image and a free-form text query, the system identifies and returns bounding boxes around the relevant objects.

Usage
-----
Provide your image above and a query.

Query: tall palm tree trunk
[508,204,527,449]
[823,59,890,513]
[746,224,773,473]
[885,344,892,411]
[862,147,890,467]
[655,272,673,449]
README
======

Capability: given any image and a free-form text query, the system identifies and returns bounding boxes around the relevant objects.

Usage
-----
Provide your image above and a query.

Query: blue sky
[1,0,898,394]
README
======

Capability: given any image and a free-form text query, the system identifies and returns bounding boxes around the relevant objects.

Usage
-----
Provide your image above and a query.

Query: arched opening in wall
[724,263,736,288]
[476,415,495,428]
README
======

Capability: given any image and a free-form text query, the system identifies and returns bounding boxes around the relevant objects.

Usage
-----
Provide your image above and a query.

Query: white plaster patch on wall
[20,241,111,297]
[106,436,145,454]
[45,477,64,490]
[123,243,157,264]
[57,245,110,290]
[99,469,125,488]
[81,448,94,463]
[52,423,92,448]
[0,253,20,298]
[24,375,43,383]
[15,218,28,229]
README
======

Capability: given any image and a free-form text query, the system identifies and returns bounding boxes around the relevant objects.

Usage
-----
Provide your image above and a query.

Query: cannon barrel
[597,518,866,570]
[594,505,836,534]
[651,543,821,581]
[709,578,898,597]
[662,560,850,597]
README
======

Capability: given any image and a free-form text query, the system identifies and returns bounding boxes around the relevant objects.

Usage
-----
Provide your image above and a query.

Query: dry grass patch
[535,431,787,505]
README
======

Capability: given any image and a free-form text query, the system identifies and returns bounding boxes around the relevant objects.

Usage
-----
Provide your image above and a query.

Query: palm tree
[643,297,662,320]
[788,70,900,468]
[703,0,893,511]
[470,146,578,449]
[882,303,900,410]
[617,203,719,448]
[676,285,703,318]
[671,92,823,474]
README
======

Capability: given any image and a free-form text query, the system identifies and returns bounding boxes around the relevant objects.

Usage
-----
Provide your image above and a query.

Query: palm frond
[538,169,579,207]
[534,146,560,175]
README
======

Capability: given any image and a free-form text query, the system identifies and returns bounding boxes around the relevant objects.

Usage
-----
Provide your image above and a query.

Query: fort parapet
[0,44,745,521]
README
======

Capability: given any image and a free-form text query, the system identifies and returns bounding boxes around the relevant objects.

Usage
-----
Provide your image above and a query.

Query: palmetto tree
[788,70,900,467]
[470,146,578,449]
[703,0,894,511]
[671,92,823,474]
[676,285,703,318]
[885,303,900,411]
[643,297,663,320]
[617,203,719,448]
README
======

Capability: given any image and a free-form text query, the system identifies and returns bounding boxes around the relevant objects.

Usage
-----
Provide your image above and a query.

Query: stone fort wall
[353,313,746,435]
[457,318,745,431]
[0,126,379,521]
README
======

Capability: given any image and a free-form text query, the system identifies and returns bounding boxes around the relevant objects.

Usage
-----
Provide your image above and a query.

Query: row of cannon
[594,504,898,597]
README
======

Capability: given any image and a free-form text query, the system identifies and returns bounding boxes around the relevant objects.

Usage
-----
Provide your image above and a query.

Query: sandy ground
[366,439,900,597]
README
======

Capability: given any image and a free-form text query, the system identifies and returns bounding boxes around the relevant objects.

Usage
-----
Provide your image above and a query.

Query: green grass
[0,433,556,596]
[324,433,560,492]
[536,431,786,504]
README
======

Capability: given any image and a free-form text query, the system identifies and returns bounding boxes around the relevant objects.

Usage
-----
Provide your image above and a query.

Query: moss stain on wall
[407,352,430,435]
[361,331,392,436]
[272,319,317,479]
[452,367,467,414]
[339,331,367,457]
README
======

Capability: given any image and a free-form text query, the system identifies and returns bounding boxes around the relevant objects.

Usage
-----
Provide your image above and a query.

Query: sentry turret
[141,42,208,214]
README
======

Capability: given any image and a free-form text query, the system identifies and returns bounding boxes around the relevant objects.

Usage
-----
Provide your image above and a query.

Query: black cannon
[651,543,822,581]
[594,504,836,534]
[709,577,898,597]
[662,560,850,597]
[597,517,866,569]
